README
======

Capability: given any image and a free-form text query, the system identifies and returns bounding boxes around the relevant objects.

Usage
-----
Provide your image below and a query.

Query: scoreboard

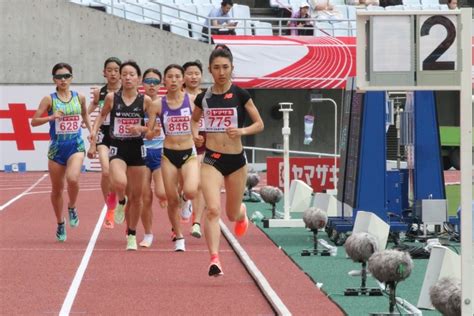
[356,10,463,90]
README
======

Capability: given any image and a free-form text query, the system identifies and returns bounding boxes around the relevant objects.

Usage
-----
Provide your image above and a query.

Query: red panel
[266,157,339,192]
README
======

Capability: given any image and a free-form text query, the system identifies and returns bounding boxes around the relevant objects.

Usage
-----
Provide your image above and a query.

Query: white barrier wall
[0,85,97,171]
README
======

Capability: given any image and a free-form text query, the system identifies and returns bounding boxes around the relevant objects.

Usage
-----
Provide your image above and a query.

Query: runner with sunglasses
[31,63,92,242]
[138,68,167,248]
[192,46,264,276]
[87,57,122,229]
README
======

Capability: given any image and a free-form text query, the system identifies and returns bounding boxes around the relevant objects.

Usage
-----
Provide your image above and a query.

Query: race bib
[164,115,191,136]
[97,130,104,143]
[144,117,165,141]
[204,108,237,132]
[198,115,206,132]
[55,115,81,135]
[113,117,141,138]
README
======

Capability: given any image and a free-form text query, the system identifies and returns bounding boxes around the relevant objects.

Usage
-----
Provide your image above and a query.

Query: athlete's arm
[191,97,204,147]
[226,98,264,139]
[144,97,160,140]
[31,96,57,127]
[90,92,113,144]
[87,87,100,115]
[130,95,152,136]
[79,94,92,134]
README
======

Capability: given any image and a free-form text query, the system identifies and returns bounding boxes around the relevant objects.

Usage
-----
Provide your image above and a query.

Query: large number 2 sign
[419,15,457,71]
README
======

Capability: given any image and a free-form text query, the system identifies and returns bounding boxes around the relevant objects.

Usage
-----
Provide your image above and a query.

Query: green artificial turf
[244,200,459,316]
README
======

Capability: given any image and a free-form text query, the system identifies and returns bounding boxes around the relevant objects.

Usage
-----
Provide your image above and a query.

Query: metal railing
[243,145,340,165]
[73,0,356,41]
[72,1,469,42]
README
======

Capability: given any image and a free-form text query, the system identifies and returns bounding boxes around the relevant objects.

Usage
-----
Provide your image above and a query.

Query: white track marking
[0,173,48,211]
[219,219,291,315]
[59,205,107,316]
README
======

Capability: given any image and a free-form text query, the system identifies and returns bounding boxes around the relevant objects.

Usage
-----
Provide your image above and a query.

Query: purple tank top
[160,93,193,136]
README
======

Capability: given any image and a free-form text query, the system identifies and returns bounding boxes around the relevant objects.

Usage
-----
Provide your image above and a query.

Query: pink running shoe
[208,260,224,277]
[103,209,115,229]
[106,192,118,210]
[234,203,248,237]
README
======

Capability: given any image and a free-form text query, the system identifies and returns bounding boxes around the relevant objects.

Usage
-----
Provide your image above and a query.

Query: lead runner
[192,45,264,276]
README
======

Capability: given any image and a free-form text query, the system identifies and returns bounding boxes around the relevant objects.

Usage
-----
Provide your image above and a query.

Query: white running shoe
[139,234,154,248]
[174,238,185,252]
[180,200,192,223]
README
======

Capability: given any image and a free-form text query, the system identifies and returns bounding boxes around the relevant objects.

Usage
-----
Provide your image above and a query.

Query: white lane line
[0,173,48,211]
[59,205,107,316]
[219,219,291,316]
[24,188,101,196]
[0,247,234,253]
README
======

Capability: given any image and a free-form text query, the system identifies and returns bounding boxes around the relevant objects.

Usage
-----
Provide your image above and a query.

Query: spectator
[288,2,314,35]
[202,0,237,40]
[447,0,457,9]
[309,0,343,20]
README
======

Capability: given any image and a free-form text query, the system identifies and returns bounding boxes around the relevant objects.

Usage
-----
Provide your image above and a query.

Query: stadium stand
[69,0,472,39]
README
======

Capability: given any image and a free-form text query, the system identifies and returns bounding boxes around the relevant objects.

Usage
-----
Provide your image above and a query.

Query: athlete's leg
[97,145,111,201]
[191,155,205,225]
[180,158,199,201]
[109,159,128,202]
[65,152,84,209]
[161,158,183,238]
[153,168,167,208]
[224,165,247,222]
[141,168,153,235]
[126,166,145,231]
[201,164,224,256]
[48,160,66,223]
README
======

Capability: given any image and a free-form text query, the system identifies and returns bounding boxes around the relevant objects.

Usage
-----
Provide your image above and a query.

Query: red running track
[0,172,342,315]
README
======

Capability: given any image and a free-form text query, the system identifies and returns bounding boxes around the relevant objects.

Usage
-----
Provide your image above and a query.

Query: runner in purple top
[149,64,199,252]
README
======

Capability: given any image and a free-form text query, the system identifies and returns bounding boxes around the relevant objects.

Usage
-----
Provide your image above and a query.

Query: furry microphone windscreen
[246,173,260,188]
[344,232,379,263]
[368,249,413,283]
[429,277,461,316]
[303,207,328,230]
[259,186,283,205]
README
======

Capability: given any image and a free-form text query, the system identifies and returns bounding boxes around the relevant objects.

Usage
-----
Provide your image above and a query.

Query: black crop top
[194,84,251,129]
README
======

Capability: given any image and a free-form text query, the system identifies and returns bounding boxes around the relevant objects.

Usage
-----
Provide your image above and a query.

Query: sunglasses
[53,73,72,80]
[143,78,161,85]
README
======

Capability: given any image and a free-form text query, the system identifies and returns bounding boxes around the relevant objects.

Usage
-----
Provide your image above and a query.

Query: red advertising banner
[266,157,339,192]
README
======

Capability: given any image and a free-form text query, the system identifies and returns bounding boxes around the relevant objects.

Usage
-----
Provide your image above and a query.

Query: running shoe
[115,196,127,224]
[126,234,137,251]
[68,207,79,228]
[139,234,154,248]
[180,200,192,223]
[56,221,67,242]
[103,209,115,229]
[234,203,248,237]
[106,192,118,210]
[208,260,224,277]
[174,238,185,252]
[190,222,202,238]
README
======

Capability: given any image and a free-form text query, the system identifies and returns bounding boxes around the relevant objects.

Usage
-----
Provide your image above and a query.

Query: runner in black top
[183,60,205,239]
[89,60,154,251]
[87,57,121,229]
[192,45,264,276]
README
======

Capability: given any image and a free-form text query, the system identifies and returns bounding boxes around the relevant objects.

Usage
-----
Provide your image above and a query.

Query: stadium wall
[0,0,214,84]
